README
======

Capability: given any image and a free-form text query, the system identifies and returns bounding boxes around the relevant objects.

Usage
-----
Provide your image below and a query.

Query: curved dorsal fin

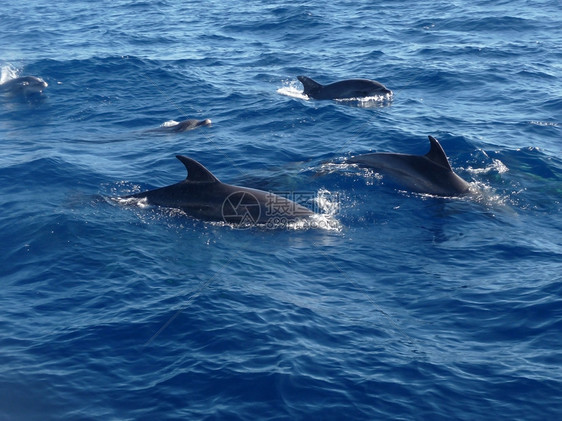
[425,136,452,171]
[176,155,220,183]
[297,76,323,96]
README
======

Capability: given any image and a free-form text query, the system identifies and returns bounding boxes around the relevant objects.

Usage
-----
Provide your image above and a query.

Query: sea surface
[1,0,561,419]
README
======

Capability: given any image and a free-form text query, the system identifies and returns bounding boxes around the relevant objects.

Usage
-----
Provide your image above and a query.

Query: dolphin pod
[120,155,314,226]
[348,136,470,197]
[115,72,473,225]
[3,69,473,226]
[297,75,392,100]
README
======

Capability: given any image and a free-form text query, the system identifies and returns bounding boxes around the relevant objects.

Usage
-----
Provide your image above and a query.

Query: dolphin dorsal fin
[425,136,453,171]
[176,155,220,183]
[297,76,323,96]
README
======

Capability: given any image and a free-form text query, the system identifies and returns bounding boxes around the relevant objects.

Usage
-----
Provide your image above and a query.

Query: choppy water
[1,1,561,419]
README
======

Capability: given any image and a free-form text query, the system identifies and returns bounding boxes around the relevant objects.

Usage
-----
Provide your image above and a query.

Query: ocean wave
[1,0,561,419]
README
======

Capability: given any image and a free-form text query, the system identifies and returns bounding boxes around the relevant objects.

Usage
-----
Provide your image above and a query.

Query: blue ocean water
[1,0,561,419]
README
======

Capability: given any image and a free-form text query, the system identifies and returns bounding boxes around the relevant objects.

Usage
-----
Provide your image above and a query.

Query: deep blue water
[1,0,561,419]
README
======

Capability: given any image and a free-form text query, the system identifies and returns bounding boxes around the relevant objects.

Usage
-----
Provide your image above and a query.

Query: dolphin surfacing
[348,136,470,196]
[0,76,48,96]
[298,75,392,100]
[119,156,314,226]
[147,118,212,133]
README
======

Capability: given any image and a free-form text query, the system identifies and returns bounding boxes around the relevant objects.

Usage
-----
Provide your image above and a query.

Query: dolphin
[347,136,470,196]
[297,75,392,100]
[147,118,212,133]
[119,155,314,226]
[0,76,48,96]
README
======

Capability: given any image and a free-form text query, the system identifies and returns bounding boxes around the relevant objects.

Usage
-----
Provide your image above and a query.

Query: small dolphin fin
[425,136,453,171]
[176,155,220,183]
[297,76,323,96]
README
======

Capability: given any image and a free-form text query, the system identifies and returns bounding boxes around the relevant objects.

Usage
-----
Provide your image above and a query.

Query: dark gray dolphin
[348,136,470,196]
[120,155,314,226]
[297,75,392,100]
[0,76,48,95]
[147,118,212,133]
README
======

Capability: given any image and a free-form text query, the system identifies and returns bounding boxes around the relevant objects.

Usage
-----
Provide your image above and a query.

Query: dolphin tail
[297,76,323,97]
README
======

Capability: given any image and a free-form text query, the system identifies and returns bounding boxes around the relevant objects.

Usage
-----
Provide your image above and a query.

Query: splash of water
[0,64,20,84]
[276,79,309,100]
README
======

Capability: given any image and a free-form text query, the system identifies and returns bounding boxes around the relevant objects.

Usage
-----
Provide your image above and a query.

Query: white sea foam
[335,92,393,108]
[276,79,309,100]
[0,64,20,84]
[464,158,508,175]
[288,214,342,231]
[315,188,340,216]
[116,196,150,208]
[529,120,559,127]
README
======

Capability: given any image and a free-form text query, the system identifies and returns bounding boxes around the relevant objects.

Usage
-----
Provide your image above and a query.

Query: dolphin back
[298,75,391,99]
[173,118,212,132]
[119,155,316,225]
[348,136,470,196]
